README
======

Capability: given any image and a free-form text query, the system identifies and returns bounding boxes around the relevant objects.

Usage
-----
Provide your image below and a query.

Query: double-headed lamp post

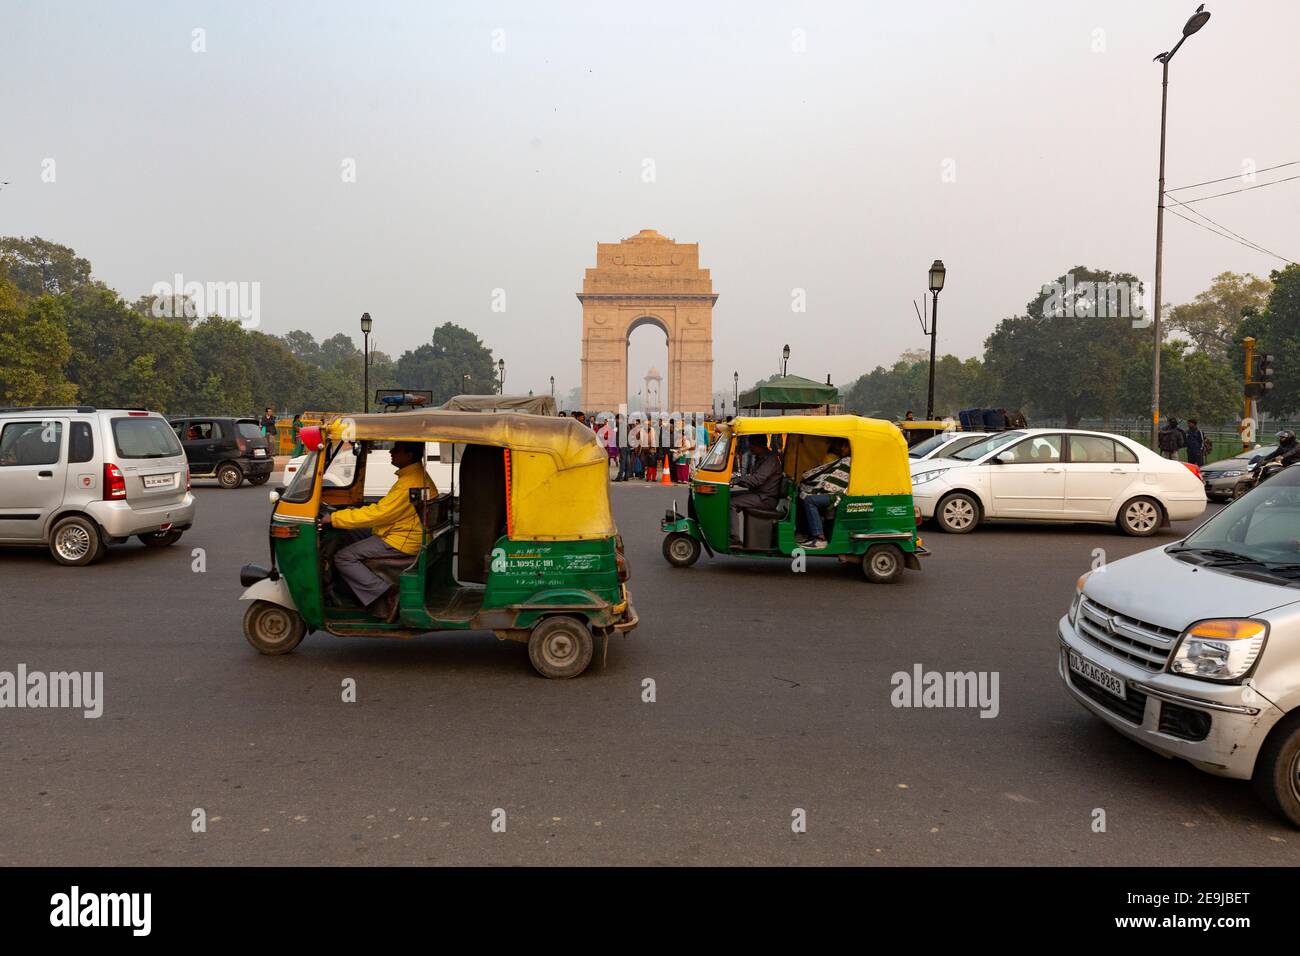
[1150,4,1212,448]
[782,344,790,377]
[925,260,946,421]
[360,312,373,413]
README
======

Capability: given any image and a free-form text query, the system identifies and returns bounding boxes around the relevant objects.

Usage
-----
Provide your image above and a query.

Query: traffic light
[1245,352,1275,398]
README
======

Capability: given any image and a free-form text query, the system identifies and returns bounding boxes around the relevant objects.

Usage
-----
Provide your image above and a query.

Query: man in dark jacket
[1184,418,1207,466]
[730,435,783,542]
[1157,416,1186,459]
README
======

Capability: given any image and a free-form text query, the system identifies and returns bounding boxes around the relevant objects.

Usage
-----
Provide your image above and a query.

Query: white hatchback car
[910,428,1206,536]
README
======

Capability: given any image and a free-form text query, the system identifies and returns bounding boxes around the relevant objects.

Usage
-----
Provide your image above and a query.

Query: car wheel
[862,543,904,583]
[1118,496,1162,537]
[527,616,594,679]
[662,532,701,567]
[49,515,105,566]
[242,600,307,656]
[217,463,244,489]
[1252,711,1300,828]
[247,473,271,486]
[138,530,182,548]
[935,492,980,534]
[1232,481,1251,500]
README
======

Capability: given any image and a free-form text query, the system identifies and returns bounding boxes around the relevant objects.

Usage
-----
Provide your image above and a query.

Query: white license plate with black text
[1069,651,1125,699]
[143,474,174,489]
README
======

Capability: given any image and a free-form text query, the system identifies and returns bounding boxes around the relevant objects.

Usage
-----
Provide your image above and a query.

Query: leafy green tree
[1119,340,1239,424]
[188,317,254,415]
[394,323,496,403]
[1169,271,1272,360]
[1238,264,1300,416]
[0,236,94,296]
[63,286,147,407]
[0,279,77,405]
[983,266,1148,426]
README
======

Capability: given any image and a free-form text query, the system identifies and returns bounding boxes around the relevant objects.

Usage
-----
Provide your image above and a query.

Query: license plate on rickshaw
[1068,650,1125,700]
[143,474,174,489]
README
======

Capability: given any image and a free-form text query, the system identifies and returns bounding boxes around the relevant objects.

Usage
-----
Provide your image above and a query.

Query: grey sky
[3,0,1297,401]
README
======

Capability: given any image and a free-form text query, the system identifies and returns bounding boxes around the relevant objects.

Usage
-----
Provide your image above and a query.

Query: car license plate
[253,448,267,457]
[143,474,173,489]
[1068,650,1125,699]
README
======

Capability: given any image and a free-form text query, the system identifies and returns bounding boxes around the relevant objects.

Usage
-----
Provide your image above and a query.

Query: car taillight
[184,466,191,491]
[915,505,922,526]
[104,463,127,500]
[1183,462,1202,479]
[236,435,248,454]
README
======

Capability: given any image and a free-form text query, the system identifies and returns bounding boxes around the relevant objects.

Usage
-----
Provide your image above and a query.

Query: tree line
[842,265,1299,426]
[0,236,500,415]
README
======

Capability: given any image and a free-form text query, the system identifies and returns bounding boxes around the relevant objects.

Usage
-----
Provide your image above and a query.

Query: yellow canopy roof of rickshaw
[729,415,911,496]
[324,411,614,539]
[324,410,606,469]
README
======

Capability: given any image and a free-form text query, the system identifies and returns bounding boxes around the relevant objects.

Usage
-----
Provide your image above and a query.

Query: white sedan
[909,428,1206,536]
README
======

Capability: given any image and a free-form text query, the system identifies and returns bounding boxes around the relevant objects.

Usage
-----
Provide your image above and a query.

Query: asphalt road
[1,479,1297,865]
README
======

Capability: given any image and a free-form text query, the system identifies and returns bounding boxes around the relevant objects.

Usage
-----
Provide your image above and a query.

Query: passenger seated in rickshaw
[795,438,851,550]
[320,441,436,622]
[729,435,783,543]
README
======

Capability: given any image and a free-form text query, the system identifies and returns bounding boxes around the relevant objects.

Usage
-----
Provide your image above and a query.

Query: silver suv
[0,406,196,565]
[1059,465,1300,826]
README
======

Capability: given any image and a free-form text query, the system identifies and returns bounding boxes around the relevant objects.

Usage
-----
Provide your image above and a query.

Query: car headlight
[1169,618,1268,682]
[1216,470,1244,478]
[1068,572,1090,625]
[912,469,949,486]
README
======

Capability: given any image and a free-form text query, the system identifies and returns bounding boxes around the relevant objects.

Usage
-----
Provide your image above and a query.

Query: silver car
[0,406,196,565]
[1201,444,1277,501]
[1059,466,1300,826]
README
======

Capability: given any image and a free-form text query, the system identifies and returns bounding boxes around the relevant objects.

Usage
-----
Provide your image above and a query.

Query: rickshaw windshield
[698,433,730,471]
[281,450,318,502]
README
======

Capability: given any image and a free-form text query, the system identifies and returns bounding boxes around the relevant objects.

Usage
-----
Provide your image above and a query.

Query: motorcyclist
[1259,430,1300,470]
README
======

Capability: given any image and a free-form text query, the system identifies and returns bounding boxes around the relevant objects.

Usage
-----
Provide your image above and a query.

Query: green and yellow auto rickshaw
[239,410,637,678]
[660,415,926,582]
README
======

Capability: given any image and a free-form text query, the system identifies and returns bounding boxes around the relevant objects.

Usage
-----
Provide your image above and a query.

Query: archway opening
[626,316,668,414]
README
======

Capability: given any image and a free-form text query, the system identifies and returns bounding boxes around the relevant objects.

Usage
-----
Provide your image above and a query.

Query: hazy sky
[3,0,1297,402]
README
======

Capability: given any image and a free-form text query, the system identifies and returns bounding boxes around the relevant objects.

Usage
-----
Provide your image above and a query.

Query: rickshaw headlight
[1169,619,1267,682]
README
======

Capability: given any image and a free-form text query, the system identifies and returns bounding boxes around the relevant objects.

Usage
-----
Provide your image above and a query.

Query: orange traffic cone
[659,453,673,485]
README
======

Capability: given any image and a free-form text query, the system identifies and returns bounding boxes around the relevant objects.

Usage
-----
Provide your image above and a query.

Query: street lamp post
[733,371,739,411]
[497,358,505,395]
[1150,4,1212,448]
[782,344,790,377]
[925,260,945,421]
[360,312,372,413]
[549,375,555,398]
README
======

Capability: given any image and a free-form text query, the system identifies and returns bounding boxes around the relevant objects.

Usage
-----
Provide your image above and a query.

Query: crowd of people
[561,409,722,484]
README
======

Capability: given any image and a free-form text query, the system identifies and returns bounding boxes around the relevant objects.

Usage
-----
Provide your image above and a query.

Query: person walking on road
[1157,416,1186,459]
[290,413,305,456]
[260,407,278,452]
[1184,418,1207,467]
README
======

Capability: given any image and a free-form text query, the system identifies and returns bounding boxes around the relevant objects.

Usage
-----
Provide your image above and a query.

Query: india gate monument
[578,229,716,413]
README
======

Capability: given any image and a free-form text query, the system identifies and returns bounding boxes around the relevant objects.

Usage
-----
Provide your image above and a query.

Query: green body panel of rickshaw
[667,481,920,558]
[272,516,624,633]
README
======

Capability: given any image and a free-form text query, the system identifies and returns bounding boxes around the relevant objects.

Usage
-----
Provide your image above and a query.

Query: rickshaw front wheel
[862,544,904,584]
[528,616,594,679]
[243,600,307,656]
[662,532,701,567]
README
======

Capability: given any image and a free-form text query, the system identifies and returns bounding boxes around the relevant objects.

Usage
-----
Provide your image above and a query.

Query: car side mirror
[995,451,1015,464]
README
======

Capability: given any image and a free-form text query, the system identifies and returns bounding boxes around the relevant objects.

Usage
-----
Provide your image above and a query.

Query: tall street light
[925,260,946,421]
[549,375,555,397]
[782,344,790,377]
[360,312,372,413]
[733,371,739,411]
[497,358,505,395]
[1150,4,1212,448]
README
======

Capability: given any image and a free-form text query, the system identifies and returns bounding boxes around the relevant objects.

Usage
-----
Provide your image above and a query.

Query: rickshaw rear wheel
[243,600,307,656]
[528,616,594,679]
[862,544,904,584]
[662,532,701,567]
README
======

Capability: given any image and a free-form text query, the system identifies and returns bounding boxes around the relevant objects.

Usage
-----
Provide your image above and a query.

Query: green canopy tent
[737,374,840,414]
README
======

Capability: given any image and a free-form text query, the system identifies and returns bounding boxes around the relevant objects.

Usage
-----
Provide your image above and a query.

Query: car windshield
[952,431,1024,461]
[935,435,987,458]
[908,434,954,458]
[1175,468,1300,574]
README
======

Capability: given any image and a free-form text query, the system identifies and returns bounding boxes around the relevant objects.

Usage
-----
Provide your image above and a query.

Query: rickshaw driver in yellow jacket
[321,440,437,622]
